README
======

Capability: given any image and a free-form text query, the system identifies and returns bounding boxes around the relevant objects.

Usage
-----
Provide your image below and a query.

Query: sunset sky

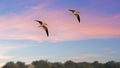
[0,0,120,67]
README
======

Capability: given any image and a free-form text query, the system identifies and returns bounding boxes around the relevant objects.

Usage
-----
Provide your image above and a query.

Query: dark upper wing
[35,20,43,25]
[68,9,75,13]
[76,14,80,23]
[43,26,49,37]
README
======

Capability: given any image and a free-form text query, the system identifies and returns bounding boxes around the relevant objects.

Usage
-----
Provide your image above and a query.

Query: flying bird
[69,9,80,23]
[35,20,49,37]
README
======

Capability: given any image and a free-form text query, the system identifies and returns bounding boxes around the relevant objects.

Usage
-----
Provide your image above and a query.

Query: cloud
[69,54,102,60]
[29,0,55,10]
[0,55,13,59]
[10,54,102,64]
[0,43,34,67]
[102,47,117,55]
[0,44,19,67]
[89,0,120,5]
[0,43,30,60]
[108,51,116,54]
[0,1,120,42]
[0,63,5,68]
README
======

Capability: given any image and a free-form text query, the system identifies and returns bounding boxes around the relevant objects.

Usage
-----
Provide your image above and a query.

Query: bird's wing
[35,20,43,25]
[43,26,49,37]
[68,9,75,13]
[76,14,80,23]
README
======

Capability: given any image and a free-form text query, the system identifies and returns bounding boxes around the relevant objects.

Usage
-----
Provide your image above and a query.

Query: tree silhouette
[2,60,120,68]
[32,60,50,68]
[92,61,105,68]
[105,61,120,68]
[64,60,75,68]
[51,62,64,68]
[78,62,93,68]
[16,61,27,68]
[3,62,16,68]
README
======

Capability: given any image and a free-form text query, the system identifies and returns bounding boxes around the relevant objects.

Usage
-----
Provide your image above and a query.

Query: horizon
[0,0,120,67]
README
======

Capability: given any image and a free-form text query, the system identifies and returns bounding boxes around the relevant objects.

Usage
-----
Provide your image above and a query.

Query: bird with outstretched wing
[35,20,49,37]
[69,9,80,23]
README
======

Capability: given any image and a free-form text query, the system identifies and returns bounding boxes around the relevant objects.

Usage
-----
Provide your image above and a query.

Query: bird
[35,20,49,37]
[69,9,80,23]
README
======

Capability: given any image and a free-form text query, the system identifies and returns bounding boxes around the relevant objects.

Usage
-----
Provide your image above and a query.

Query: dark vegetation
[2,60,120,68]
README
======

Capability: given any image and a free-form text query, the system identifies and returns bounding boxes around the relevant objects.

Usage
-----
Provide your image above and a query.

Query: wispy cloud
[102,47,117,55]
[0,55,13,59]
[0,43,35,67]
[11,54,103,63]
[0,2,120,42]
[0,43,30,60]
[108,51,116,54]
[29,0,55,10]
[69,54,102,60]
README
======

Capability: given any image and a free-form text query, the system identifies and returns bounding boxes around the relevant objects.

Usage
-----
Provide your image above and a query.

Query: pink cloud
[0,44,29,59]
[0,3,120,42]
[0,55,14,59]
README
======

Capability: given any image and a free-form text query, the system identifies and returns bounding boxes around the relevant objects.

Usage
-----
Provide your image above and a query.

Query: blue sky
[0,0,120,67]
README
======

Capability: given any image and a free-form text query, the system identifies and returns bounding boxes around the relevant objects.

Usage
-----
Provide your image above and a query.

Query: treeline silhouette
[2,60,120,68]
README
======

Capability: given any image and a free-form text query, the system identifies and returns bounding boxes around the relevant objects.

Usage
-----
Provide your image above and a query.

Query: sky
[0,0,120,67]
